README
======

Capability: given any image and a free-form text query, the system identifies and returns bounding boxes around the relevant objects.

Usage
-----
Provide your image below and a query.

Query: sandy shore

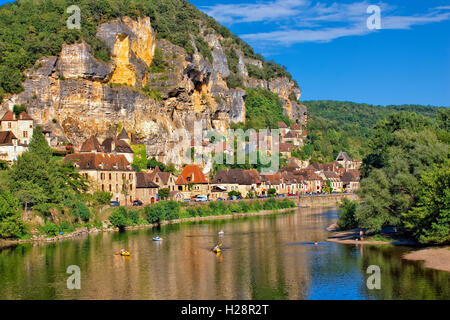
[326,225,417,246]
[403,248,450,273]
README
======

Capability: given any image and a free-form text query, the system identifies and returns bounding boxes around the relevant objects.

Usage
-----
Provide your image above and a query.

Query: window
[102,184,104,191]
[156,177,159,183]
[130,184,133,191]
[122,173,126,180]
[109,185,112,192]
[30,125,33,129]
[129,174,133,180]
[8,122,11,129]
[23,131,28,138]
[116,184,119,192]
[109,173,112,180]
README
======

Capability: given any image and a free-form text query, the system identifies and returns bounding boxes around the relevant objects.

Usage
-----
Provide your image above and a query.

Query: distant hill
[300,100,447,163]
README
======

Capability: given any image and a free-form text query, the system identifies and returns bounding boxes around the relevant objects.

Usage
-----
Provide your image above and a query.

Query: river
[0,207,448,300]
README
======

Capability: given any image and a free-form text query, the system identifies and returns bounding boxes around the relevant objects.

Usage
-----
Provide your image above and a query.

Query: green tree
[338,198,358,230]
[93,191,113,205]
[0,190,25,238]
[108,207,128,229]
[403,166,450,244]
[158,188,170,200]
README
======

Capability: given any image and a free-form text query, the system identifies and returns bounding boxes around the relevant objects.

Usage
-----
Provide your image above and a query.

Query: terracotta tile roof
[342,170,360,183]
[80,136,104,153]
[0,131,17,145]
[147,167,173,186]
[212,169,261,185]
[290,124,302,131]
[64,153,132,171]
[136,172,160,188]
[323,171,339,179]
[101,137,133,154]
[301,130,308,137]
[17,112,33,121]
[283,131,296,139]
[0,111,33,121]
[261,174,282,185]
[279,143,295,153]
[176,164,208,184]
[278,121,288,128]
[175,175,189,185]
[1,111,15,121]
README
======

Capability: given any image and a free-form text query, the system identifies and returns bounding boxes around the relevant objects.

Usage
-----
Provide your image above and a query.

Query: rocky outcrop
[1,16,304,167]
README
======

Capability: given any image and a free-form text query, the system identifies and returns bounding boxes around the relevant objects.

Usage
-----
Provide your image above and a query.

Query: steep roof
[64,153,132,171]
[0,131,17,145]
[322,171,339,180]
[101,137,134,154]
[80,136,104,153]
[0,111,33,121]
[176,164,208,184]
[336,151,352,162]
[136,172,160,188]
[278,121,288,128]
[1,111,15,121]
[283,131,296,139]
[117,128,129,140]
[212,169,261,185]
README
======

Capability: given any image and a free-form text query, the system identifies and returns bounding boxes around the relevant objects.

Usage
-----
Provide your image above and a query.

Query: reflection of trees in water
[359,246,450,300]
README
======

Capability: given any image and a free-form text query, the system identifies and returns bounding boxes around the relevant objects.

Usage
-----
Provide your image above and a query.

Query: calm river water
[0,207,448,300]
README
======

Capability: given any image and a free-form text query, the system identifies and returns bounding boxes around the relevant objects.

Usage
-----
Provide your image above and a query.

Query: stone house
[65,152,136,205]
[135,172,159,204]
[342,170,361,192]
[175,164,209,198]
[336,151,361,170]
[278,122,290,136]
[0,111,34,146]
[210,169,261,199]
[0,131,26,163]
[320,171,343,192]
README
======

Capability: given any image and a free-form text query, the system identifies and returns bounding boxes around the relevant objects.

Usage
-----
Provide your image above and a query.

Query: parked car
[132,200,143,206]
[217,198,224,201]
[110,201,120,207]
[195,195,208,202]
[183,199,191,203]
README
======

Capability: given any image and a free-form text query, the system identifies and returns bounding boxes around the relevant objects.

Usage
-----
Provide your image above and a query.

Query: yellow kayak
[120,251,131,256]
[212,248,221,253]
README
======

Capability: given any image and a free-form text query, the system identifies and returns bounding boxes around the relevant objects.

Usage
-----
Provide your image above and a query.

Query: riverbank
[326,222,450,273]
[326,224,417,245]
[403,248,450,273]
[0,207,297,249]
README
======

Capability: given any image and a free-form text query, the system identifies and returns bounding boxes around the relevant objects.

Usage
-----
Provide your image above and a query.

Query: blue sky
[190,0,450,106]
[0,0,449,106]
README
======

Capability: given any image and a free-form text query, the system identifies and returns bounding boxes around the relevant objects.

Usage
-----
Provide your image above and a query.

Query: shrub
[127,210,141,226]
[145,200,180,223]
[159,188,170,200]
[73,202,90,222]
[39,222,59,236]
[338,198,359,230]
[109,207,129,229]
[93,191,112,205]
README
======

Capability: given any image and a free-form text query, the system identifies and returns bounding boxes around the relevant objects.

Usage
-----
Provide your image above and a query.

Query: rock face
[1,16,304,167]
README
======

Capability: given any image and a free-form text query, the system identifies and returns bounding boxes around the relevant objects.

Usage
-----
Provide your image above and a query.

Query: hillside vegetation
[301,100,448,162]
[0,0,294,102]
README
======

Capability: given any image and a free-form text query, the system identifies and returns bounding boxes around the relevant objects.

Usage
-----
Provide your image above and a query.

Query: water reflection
[0,208,448,300]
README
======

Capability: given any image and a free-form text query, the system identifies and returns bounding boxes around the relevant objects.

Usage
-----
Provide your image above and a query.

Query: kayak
[120,251,131,256]
[153,237,162,241]
[212,247,221,253]
[218,232,225,235]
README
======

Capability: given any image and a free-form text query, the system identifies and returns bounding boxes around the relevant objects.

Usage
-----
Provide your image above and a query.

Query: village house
[297,170,323,193]
[280,171,307,195]
[336,151,362,170]
[0,111,34,146]
[0,131,25,163]
[342,170,361,192]
[135,172,159,204]
[101,137,134,163]
[260,173,283,195]
[175,164,209,199]
[278,122,290,136]
[144,166,177,192]
[319,171,343,192]
[65,152,136,205]
[279,142,295,158]
[210,169,261,199]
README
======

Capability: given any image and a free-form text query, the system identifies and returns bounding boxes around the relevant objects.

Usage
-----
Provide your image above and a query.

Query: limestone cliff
[1,16,305,167]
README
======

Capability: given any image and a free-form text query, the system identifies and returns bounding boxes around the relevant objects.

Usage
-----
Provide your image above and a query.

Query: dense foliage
[342,111,449,244]
[240,88,290,130]
[301,100,447,162]
[0,0,294,101]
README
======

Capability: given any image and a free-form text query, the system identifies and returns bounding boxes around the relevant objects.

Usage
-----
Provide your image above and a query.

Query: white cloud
[202,1,450,46]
